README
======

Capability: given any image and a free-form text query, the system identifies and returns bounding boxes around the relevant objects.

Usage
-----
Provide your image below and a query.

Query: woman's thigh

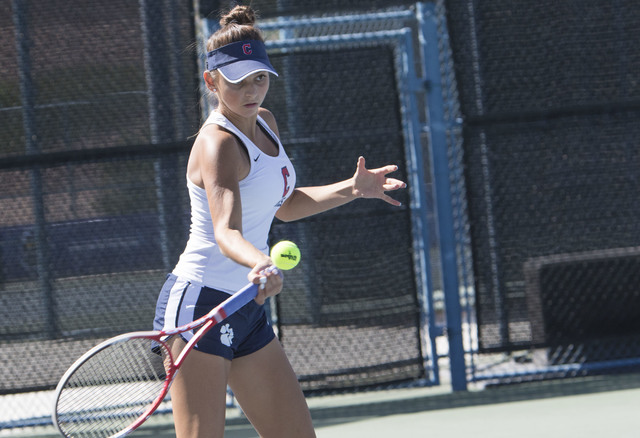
[169,337,231,438]
[228,338,316,438]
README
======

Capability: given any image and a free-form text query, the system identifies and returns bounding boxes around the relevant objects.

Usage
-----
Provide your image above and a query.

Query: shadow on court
[13,373,640,437]
[138,372,640,438]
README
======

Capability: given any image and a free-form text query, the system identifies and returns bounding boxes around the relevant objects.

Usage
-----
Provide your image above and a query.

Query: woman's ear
[203,71,217,92]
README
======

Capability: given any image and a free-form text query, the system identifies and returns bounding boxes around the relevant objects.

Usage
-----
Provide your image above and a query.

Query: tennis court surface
[6,373,639,438]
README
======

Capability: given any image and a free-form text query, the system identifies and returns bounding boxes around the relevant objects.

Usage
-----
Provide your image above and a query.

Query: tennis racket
[52,271,279,438]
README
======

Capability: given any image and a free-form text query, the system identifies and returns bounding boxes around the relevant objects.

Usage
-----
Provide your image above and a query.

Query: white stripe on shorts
[164,278,198,338]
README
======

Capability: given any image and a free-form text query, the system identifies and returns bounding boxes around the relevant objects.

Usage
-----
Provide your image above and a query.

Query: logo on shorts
[220,323,234,347]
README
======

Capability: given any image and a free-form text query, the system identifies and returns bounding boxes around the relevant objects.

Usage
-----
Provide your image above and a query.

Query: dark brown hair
[206,5,264,52]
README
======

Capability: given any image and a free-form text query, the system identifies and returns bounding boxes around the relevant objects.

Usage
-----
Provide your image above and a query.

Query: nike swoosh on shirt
[254,154,261,162]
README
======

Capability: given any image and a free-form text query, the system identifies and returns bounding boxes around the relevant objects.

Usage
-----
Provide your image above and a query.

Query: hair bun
[220,5,256,27]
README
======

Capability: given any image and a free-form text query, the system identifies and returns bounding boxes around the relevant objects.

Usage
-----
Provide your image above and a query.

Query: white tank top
[172,112,296,293]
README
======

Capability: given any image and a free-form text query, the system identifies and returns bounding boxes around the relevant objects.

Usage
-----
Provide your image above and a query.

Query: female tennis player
[153,5,406,438]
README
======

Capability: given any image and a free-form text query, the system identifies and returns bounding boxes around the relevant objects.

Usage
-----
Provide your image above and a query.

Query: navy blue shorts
[154,274,275,360]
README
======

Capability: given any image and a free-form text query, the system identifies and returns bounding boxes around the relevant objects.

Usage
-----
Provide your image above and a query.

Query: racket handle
[219,267,283,316]
[220,282,260,316]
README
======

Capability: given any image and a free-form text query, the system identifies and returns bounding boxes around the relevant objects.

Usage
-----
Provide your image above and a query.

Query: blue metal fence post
[397,29,441,386]
[417,1,467,391]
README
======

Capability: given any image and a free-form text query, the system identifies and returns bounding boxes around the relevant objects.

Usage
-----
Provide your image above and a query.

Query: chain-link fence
[1,0,431,428]
[2,0,198,427]
[445,0,640,381]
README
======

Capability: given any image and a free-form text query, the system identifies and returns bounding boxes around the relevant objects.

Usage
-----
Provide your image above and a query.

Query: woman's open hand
[352,156,407,206]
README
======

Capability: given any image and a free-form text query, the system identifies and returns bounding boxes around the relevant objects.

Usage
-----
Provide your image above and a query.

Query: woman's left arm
[275,156,407,222]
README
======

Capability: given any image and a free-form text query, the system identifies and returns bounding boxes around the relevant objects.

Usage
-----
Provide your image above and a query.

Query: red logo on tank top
[281,166,290,197]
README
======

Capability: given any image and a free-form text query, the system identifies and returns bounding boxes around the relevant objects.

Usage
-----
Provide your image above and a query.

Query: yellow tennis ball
[270,240,301,270]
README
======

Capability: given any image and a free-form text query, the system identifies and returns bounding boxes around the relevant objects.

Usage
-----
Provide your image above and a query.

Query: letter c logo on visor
[242,43,252,55]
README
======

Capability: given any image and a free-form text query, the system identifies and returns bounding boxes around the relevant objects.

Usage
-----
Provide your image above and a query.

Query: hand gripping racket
[52,271,279,438]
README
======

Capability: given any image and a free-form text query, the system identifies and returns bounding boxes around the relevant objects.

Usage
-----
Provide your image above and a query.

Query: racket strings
[56,337,172,438]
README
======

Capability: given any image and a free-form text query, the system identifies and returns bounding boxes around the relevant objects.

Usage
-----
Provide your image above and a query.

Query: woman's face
[214,71,270,118]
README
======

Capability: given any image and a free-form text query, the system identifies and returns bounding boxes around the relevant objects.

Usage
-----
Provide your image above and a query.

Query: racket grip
[221,282,260,316]
[221,267,283,316]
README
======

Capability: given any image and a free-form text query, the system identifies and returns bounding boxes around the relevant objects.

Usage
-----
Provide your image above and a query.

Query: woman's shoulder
[201,123,247,154]
[189,123,250,185]
[258,107,280,138]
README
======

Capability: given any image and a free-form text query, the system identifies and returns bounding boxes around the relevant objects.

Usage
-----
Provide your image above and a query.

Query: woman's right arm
[195,131,282,301]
